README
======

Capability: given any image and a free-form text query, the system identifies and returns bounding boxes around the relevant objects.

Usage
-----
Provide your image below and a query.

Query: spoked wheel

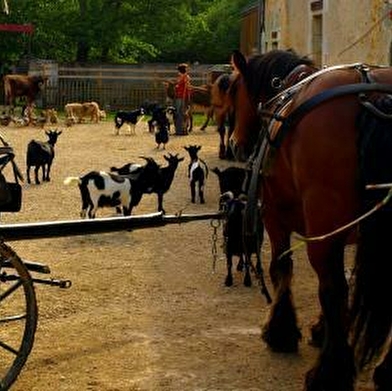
[0,241,37,390]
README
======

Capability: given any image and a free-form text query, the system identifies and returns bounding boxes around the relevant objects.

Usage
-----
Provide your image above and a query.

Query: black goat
[64,157,160,218]
[219,191,268,296]
[154,113,170,149]
[111,153,184,214]
[147,105,175,134]
[26,129,62,184]
[212,166,248,198]
[114,108,144,135]
[151,153,183,213]
[184,145,208,204]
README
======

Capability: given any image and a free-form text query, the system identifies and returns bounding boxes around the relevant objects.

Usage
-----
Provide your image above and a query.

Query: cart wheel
[0,241,38,390]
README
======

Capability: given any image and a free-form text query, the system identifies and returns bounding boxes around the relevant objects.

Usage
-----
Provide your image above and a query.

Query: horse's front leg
[218,124,226,159]
[262,227,301,352]
[305,239,355,391]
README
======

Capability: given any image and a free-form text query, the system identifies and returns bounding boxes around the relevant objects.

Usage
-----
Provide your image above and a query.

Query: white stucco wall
[262,0,392,66]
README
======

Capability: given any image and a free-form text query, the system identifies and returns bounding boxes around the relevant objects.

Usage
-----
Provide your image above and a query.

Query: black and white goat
[110,162,143,176]
[111,153,184,214]
[184,145,208,204]
[26,129,62,184]
[114,108,144,135]
[64,157,160,218]
[147,105,176,134]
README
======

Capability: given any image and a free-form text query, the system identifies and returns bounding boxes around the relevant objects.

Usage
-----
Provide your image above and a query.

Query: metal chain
[210,218,221,273]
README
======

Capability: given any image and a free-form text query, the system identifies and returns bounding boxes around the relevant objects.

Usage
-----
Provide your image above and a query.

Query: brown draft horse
[210,72,235,160]
[228,49,392,391]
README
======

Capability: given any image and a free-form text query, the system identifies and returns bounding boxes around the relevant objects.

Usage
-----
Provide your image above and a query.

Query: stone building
[242,0,392,67]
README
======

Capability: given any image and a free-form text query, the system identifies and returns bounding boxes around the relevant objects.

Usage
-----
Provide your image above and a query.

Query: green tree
[0,0,250,64]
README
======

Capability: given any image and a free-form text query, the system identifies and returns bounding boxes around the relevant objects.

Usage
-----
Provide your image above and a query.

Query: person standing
[174,63,191,135]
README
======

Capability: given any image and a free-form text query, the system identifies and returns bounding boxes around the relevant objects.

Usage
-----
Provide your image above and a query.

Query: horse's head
[228,49,315,162]
[227,52,260,162]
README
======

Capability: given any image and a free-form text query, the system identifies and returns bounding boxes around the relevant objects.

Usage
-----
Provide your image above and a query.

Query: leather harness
[244,62,392,244]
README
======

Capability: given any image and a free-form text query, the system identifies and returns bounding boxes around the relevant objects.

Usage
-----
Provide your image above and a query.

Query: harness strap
[270,82,392,148]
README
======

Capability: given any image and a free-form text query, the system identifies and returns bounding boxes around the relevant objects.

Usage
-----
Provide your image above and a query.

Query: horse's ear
[232,50,247,76]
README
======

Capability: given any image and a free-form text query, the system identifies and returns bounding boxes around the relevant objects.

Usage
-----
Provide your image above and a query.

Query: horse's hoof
[244,275,252,287]
[304,360,355,391]
[309,318,324,348]
[225,276,233,286]
[262,323,301,353]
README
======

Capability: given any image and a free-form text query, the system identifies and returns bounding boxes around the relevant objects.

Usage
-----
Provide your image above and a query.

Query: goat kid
[219,191,269,301]
[26,129,62,184]
[212,166,248,199]
[154,114,170,150]
[184,145,208,204]
[114,108,144,135]
[64,157,160,218]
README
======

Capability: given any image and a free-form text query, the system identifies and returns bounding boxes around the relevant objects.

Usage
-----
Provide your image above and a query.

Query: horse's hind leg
[262,229,301,352]
[305,239,355,391]
[373,345,392,391]
[200,108,213,131]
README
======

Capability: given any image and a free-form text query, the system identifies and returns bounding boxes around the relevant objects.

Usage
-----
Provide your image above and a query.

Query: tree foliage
[0,0,250,66]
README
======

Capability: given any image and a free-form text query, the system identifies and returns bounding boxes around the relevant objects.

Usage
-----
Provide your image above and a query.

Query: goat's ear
[211,167,220,175]
[219,191,234,203]
[178,156,185,162]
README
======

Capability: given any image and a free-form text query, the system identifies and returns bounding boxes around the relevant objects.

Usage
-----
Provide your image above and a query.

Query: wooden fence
[1,62,228,113]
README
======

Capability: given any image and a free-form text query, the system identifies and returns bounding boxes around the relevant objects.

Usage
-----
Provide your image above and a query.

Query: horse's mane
[246,49,315,102]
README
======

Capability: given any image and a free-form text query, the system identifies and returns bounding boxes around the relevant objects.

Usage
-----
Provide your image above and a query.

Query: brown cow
[3,74,46,124]
[3,74,46,107]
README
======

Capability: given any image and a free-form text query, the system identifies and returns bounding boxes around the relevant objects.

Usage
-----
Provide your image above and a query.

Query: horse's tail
[351,95,392,369]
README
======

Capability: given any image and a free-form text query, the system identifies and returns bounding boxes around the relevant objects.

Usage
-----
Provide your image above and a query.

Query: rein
[279,184,392,259]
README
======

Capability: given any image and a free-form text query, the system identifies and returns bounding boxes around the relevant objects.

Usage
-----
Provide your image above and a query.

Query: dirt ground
[0,118,374,391]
